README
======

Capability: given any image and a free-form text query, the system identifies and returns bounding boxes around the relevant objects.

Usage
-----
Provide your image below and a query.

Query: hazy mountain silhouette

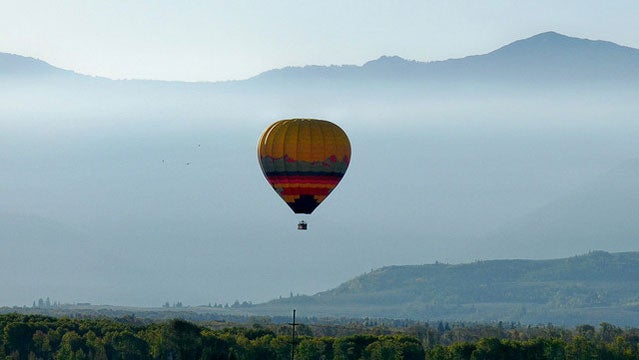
[0,53,78,79]
[452,31,639,83]
[3,31,639,87]
[250,31,639,86]
[478,159,639,260]
[2,31,638,122]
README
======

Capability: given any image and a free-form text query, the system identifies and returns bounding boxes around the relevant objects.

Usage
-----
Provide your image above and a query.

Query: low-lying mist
[2,86,639,307]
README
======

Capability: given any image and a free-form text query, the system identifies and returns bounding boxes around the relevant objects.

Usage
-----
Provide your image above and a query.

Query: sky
[2,1,639,82]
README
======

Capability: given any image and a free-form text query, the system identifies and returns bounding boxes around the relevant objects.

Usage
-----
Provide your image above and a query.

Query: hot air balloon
[257,119,351,229]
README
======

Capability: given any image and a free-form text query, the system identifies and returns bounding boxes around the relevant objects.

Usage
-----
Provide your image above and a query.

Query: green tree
[4,322,35,360]
[56,331,88,360]
[105,330,149,360]
[83,330,108,360]
[607,335,635,359]
[200,331,236,360]
[296,337,334,360]
[366,335,424,360]
[248,334,276,360]
[565,335,597,360]
[470,338,505,360]
[541,338,565,360]
[31,330,53,360]
[598,322,623,343]
[333,335,377,360]
[576,325,596,341]
[448,342,476,360]
[425,345,451,360]
[270,335,294,360]
[365,340,402,360]
[160,319,203,359]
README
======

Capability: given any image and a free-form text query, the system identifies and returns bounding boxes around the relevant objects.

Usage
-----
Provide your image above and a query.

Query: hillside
[4,252,639,327]
[256,251,639,326]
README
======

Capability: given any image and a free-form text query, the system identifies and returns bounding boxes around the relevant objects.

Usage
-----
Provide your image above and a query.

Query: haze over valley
[2,32,639,318]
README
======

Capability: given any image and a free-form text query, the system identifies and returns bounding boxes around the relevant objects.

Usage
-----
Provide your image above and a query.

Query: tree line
[2,313,639,359]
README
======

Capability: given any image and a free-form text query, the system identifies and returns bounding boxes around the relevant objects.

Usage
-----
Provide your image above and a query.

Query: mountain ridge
[250,31,639,84]
[4,31,639,84]
[0,52,79,78]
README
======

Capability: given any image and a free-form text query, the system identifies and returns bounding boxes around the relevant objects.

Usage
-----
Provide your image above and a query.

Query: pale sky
[2,1,639,82]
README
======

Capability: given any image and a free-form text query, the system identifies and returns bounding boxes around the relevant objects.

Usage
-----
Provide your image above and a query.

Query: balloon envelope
[257,119,351,214]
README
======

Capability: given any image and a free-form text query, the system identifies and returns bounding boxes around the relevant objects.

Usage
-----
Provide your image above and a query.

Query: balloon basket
[297,221,308,230]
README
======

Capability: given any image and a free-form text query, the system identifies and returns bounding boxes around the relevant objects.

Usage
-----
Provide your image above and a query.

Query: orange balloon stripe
[314,195,328,202]
[282,195,301,203]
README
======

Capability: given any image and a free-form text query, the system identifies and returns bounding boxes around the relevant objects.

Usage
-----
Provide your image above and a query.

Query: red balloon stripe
[266,175,342,185]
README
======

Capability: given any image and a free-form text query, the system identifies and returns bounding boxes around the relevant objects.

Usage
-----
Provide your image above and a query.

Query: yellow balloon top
[258,119,351,163]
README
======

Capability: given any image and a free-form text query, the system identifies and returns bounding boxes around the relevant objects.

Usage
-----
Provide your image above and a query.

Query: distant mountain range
[2,31,637,129]
[251,32,639,86]
[254,251,639,326]
[3,31,639,87]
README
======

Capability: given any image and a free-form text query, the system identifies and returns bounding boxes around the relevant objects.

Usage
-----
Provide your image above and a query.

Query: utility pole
[288,309,298,360]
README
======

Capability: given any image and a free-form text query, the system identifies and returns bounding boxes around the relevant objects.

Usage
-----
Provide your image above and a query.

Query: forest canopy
[2,313,639,359]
